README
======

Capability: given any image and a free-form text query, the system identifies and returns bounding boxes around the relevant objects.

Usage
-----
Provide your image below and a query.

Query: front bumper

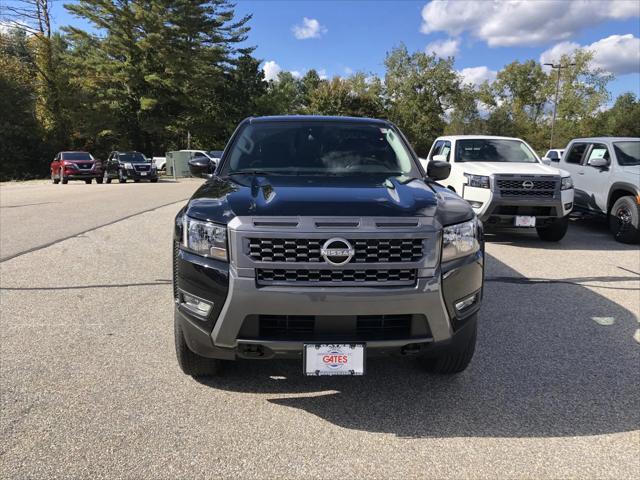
[123,168,157,180]
[462,185,574,224]
[174,247,483,361]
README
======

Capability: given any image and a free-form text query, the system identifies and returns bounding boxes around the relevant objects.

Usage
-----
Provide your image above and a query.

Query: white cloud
[292,17,327,40]
[290,70,303,79]
[317,69,328,80]
[421,0,640,47]
[344,67,354,75]
[540,34,640,75]
[262,60,282,81]
[458,66,498,87]
[425,38,460,58]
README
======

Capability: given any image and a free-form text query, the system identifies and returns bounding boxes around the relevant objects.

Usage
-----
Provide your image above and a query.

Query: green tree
[64,0,252,155]
[594,92,640,137]
[383,45,461,155]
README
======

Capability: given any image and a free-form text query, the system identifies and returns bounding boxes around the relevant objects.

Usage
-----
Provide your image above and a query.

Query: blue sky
[48,0,640,102]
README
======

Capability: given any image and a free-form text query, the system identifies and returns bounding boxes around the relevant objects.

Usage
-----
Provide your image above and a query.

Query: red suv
[51,151,103,184]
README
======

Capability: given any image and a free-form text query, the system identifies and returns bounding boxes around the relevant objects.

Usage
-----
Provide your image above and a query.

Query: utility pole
[544,62,575,150]
[187,131,191,149]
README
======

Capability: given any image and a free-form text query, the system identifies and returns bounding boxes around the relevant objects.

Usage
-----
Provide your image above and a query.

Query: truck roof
[567,137,639,142]
[247,115,389,125]
[434,135,526,141]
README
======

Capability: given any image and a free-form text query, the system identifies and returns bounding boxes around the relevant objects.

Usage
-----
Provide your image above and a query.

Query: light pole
[544,62,575,150]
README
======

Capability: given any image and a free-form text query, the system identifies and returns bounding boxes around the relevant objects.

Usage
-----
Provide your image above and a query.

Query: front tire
[118,170,127,183]
[104,172,111,184]
[536,216,569,241]
[85,179,92,184]
[61,171,68,184]
[174,317,221,377]
[609,196,640,244]
[95,177,103,184]
[52,171,59,184]
[423,320,477,374]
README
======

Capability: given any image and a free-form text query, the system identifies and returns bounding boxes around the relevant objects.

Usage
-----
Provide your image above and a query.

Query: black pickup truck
[173,116,484,377]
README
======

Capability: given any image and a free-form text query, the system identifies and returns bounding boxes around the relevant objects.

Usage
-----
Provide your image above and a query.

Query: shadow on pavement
[197,252,639,438]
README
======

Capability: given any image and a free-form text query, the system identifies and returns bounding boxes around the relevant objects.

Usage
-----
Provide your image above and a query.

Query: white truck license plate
[304,344,365,376]
[140,172,147,176]
[515,216,536,227]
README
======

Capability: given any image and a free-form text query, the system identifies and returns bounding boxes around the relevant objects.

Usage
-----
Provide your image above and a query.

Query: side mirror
[427,160,451,181]
[588,157,608,168]
[188,157,214,178]
[432,154,447,162]
[541,157,551,165]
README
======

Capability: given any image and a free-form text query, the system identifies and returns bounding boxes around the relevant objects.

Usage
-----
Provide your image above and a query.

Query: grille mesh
[256,268,416,284]
[497,179,556,197]
[248,238,423,263]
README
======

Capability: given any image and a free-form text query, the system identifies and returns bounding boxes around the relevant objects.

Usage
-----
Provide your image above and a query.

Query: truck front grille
[134,164,151,172]
[256,314,417,340]
[256,268,416,286]
[248,238,423,263]
[496,178,557,197]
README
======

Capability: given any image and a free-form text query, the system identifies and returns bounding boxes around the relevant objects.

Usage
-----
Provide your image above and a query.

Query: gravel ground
[1,183,638,479]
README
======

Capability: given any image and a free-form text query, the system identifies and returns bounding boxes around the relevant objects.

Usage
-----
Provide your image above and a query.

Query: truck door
[562,143,589,209]
[581,143,611,213]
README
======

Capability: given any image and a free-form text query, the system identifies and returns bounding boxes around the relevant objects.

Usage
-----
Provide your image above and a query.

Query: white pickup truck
[422,135,574,241]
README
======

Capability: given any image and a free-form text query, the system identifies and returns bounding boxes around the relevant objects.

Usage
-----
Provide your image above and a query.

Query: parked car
[103,151,158,183]
[50,151,103,184]
[181,150,220,166]
[421,135,574,241]
[173,115,483,378]
[152,156,167,171]
[560,137,640,243]
[542,148,565,163]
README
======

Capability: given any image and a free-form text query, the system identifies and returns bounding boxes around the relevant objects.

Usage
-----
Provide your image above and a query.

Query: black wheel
[609,196,640,244]
[536,216,569,241]
[51,171,59,184]
[84,178,92,184]
[423,320,477,374]
[174,316,221,377]
[118,170,127,183]
[104,171,111,184]
[150,178,159,183]
[95,177,103,184]
[61,171,68,184]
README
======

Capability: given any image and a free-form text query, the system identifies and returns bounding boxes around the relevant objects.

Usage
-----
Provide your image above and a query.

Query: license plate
[304,344,365,376]
[140,172,147,176]
[515,215,536,227]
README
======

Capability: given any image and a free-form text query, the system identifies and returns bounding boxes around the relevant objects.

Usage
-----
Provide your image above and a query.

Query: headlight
[442,218,479,262]
[182,216,228,261]
[561,176,573,190]
[124,162,133,169]
[464,173,490,189]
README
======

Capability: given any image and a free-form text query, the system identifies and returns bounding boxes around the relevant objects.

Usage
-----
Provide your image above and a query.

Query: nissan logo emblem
[321,238,354,266]
[522,180,534,189]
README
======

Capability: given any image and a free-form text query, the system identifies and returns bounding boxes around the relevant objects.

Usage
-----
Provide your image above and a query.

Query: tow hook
[239,344,265,358]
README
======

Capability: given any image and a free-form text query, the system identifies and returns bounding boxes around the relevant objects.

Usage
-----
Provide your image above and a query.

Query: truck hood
[458,162,569,177]
[185,174,472,225]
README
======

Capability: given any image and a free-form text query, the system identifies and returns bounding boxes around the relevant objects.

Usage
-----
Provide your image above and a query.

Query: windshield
[62,152,93,161]
[222,122,416,176]
[119,152,148,163]
[613,141,640,166]
[455,139,538,163]
[209,150,224,159]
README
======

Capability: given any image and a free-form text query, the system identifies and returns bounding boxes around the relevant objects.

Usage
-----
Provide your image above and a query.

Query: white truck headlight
[124,162,133,169]
[561,176,573,190]
[464,173,490,189]
[182,217,228,261]
[442,218,479,262]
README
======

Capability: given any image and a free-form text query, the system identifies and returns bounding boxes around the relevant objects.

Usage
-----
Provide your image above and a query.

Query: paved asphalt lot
[1,180,639,479]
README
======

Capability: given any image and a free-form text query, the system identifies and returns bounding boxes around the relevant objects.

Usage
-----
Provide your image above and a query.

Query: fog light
[180,291,213,318]
[455,294,477,312]
[469,201,483,209]
[564,202,573,210]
